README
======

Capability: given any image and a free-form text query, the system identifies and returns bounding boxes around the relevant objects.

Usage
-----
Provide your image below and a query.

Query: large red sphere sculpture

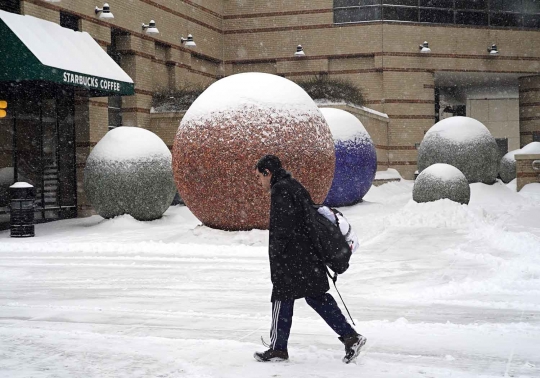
[172,73,335,230]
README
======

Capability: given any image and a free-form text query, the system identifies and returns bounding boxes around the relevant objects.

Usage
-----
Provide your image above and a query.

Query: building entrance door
[0,83,77,230]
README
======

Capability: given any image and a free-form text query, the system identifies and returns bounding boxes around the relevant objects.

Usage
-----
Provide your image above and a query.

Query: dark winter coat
[268,168,329,301]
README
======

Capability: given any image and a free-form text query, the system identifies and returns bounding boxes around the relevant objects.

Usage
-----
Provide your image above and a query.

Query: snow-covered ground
[1,180,539,378]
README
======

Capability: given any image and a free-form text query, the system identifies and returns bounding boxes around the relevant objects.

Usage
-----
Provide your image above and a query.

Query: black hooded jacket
[268,168,330,301]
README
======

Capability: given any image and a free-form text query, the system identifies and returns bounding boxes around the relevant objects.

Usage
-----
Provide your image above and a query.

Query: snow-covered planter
[499,142,540,183]
[172,72,335,230]
[417,117,500,184]
[84,127,176,221]
[319,108,376,206]
[413,163,470,205]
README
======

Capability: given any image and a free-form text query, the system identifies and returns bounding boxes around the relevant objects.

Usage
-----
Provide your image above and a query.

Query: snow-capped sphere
[500,142,540,183]
[319,108,377,206]
[417,117,500,184]
[84,127,176,221]
[172,72,335,230]
[413,163,470,205]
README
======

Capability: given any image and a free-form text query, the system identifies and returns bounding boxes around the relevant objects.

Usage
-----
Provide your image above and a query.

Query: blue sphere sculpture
[321,108,377,207]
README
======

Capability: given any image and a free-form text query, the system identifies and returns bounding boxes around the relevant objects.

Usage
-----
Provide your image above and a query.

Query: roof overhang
[0,10,134,96]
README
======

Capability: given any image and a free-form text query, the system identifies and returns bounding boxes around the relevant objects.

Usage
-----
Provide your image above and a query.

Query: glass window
[335,0,358,7]
[456,11,489,24]
[60,12,80,32]
[495,138,509,159]
[420,8,454,23]
[335,8,356,22]
[0,0,20,14]
[335,6,381,22]
[523,13,540,26]
[490,0,522,12]
[335,0,380,6]
[490,12,523,26]
[383,0,418,5]
[108,96,123,130]
[523,0,540,14]
[420,0,453,8]
[383,6,419,21]
[382,0,418,7]
[456,0,487,10]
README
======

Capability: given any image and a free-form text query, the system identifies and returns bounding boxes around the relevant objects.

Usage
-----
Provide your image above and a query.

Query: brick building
[1,0,540,228]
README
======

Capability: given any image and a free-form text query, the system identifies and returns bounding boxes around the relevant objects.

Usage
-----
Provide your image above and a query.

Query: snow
[1,180,540,377]
[425,116,492,143]
[375,168,402,180]
[9,182,33,188]
[319,107,370,141]
[89,127,171,161]
[519,141,540,154]
[182,73,321,124]
[419,163,466,181]
[503,142,540,162]
[0,10,133,83]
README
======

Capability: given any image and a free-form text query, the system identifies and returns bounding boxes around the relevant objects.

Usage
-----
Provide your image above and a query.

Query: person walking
[253,154,366,363]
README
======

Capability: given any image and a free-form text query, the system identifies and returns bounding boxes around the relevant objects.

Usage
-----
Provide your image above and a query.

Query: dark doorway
[0,0,20,14]
[0,82,77,230]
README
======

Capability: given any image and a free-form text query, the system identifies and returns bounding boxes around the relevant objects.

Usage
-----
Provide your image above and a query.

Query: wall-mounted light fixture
[142,20,159,35]
[487,44,499,55]
[294,45,305,57]
[95,3,114,19]
[180,34,196,47]
[419,41,431,53]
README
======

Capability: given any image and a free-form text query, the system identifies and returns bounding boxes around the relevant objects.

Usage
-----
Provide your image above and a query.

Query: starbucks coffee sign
[63,72,122,93]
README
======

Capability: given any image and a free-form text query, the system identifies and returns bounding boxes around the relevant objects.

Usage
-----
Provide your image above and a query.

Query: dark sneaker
[339,333,367,364]
[253,348,289,362]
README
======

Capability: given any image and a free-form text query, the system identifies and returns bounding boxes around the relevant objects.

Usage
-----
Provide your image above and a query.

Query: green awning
[0,10,134,96]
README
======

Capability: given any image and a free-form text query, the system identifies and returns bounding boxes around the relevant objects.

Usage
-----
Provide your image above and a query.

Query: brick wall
[516,154,540,191]
[14,0,540,209]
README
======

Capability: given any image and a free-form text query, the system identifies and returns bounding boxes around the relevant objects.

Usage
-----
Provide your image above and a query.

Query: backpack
[309,205,357,275]
[316,206,359,255]
[309,204,359,325]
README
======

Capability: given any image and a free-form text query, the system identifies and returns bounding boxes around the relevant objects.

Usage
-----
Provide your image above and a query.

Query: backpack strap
[330,207,352,239]
[329,207,341,228]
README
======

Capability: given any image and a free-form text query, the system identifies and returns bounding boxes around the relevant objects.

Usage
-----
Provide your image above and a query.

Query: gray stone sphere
[413,163,470,205]
[418,117,500,184]
[499,142,540,184]
[84,127,176,221]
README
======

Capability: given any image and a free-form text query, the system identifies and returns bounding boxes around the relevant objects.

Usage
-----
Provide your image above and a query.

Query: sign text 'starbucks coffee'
[63,72,122,93]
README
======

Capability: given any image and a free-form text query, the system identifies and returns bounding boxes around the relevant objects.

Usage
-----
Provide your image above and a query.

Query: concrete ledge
[373,178,400,186]
[515,154,540,159]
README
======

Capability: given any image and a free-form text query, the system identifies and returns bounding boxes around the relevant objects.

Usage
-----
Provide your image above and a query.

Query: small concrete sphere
[172,72,335,230]
[413,163,470,205]
[499,142,540,183]
[418,117,500,184]
[320,108,377,207]
[84,127,176,221]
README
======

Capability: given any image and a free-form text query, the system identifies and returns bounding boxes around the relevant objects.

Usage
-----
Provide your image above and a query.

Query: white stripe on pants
[271,300,281,348]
